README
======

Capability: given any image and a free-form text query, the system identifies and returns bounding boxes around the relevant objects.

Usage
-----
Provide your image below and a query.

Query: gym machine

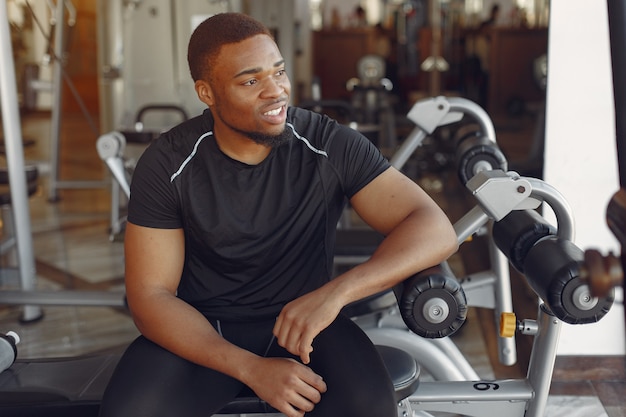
[383,95,518,371]
[398,169,614,417]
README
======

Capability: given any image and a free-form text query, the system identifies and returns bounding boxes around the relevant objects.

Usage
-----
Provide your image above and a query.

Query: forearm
[128,291,260,385]
[328,205,458,307]
[124,223,260,384]
[273,205,457,363]
[131,290,328,416]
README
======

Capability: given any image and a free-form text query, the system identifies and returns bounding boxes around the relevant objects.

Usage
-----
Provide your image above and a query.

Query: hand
[273,288,342,364]
[246,356,327,417]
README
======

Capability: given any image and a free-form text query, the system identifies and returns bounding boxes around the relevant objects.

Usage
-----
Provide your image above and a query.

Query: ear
[195,80,215,107]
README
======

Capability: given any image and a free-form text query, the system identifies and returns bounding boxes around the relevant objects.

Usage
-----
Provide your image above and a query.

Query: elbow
[127,302,149,335]
[129,305,164,341]
[125,287,181,339]
[444,225,459,258]
[129,308,147,333]
[433,212,459,261]
[125,292,158,336]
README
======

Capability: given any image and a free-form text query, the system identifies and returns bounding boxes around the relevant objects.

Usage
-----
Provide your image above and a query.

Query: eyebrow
[234,59,285,79]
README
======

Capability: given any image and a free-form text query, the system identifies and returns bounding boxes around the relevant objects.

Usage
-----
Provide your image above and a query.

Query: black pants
[98,313,396,417]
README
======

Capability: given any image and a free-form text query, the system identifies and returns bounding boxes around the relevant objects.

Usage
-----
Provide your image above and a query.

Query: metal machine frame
[401,169,575,417]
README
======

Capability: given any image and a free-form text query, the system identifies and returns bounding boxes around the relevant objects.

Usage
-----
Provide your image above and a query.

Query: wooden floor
[0,107,624,416]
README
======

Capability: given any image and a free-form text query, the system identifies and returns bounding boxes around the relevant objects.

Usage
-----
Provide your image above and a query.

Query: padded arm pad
[492,210,614,324]
[455,133,508,185]
[492,209,557,273]
[396,264,467,338]
[523,236,614,324]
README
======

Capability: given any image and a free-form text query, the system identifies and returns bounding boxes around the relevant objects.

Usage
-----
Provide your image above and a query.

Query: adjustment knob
[500,312,517,338]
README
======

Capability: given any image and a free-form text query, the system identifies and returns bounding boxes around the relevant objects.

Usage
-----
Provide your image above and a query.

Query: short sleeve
[326,123,391,198]
[127,141,182,229]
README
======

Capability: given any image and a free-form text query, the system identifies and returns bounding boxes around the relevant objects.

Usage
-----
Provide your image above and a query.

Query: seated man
[99,12,458,417]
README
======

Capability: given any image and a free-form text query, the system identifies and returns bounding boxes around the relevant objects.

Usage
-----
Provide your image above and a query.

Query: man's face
[198,34,291,145]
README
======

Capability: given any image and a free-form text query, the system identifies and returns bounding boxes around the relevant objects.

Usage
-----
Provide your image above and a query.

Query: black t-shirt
[127,107,390,321]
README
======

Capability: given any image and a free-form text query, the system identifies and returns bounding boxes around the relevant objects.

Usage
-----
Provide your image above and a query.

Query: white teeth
[264,107,281,116]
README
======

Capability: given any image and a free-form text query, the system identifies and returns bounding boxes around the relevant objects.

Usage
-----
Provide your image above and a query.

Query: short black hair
[187,13,272,82]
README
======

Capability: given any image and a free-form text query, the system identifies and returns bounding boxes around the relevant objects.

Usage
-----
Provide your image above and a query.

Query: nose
[261,76,288,98]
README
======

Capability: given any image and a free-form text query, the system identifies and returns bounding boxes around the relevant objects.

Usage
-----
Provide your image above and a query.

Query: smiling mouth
[263,106,283,116]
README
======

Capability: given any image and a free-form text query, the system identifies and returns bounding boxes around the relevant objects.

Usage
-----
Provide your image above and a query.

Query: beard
[241,126,292,148]
[213,106,292,148]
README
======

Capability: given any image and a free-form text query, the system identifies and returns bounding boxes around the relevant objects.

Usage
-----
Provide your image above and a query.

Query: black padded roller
[492,209,557,273]
[396,265,467,338]
[455,133,508,185]
[522,236,615,324]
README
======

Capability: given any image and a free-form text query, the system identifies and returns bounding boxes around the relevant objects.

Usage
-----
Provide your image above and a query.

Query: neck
[213,129,272,165]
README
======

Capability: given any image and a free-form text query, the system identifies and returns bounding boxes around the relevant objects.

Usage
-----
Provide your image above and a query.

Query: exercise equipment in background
[0,332,19,374]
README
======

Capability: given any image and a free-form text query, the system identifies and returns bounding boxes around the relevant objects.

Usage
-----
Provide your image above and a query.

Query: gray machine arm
[456,169,613,325]
[96,132,131,198]
[390,96,496,170]
[459,169,574,240]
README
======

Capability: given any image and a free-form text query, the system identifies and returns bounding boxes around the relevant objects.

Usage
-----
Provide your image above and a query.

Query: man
[99,12,457,417]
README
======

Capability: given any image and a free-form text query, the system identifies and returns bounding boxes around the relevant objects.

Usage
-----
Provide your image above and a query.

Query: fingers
[304,367,327,394]
[260,359,328,417]
[299,343,313,364]
[284,378,324,413]
[273,314,316,364]
[297,327,317,364]
[287,364,327,410]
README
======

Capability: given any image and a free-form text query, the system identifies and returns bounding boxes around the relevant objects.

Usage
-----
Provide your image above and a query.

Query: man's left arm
[274,167,458,363]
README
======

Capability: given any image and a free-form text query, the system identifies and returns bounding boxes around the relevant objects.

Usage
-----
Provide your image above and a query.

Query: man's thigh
[267,313,397,417]
[99,335,246,417]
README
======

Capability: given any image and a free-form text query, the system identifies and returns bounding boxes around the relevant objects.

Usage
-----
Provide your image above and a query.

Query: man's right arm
[123,222,326,416]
